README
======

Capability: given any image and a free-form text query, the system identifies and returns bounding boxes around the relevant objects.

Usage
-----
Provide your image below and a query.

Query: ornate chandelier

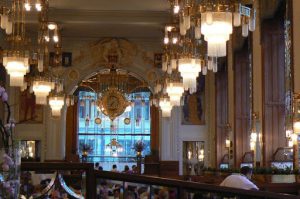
[166,76,184,106]
[32,76,55,105]
[178,57,201,93]
[2,0,30,87]
[94,55,132,121]
[164,0,256,75]
[3,53,30,87]
[159,96,173,117]
[49,95,64,117]
[0,6,13,34]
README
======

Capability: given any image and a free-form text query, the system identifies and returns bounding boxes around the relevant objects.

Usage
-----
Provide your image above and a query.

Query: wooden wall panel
[234,45,251,167]
[159,161,179,178]
[216,64,228,166]
[65,103,79,162]
[150,105,160,157]
[262,16,285,166]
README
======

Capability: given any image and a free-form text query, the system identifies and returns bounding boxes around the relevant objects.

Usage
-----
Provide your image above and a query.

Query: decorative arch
[63,38,161,162]
[51,38,160,95]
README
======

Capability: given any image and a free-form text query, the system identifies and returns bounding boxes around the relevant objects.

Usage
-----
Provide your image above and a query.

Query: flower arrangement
[0,86,20,198]
[79,143,93,156]
[133,140,145,153]
[0,86,13,149]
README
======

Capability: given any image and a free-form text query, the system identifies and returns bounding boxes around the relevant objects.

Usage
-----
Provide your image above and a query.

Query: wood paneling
[216,63,228,166]
[262,15,285,166]
[65,103,79,162]
[234,44,251,167]
[159,161,179,178]
[150,105,160,156]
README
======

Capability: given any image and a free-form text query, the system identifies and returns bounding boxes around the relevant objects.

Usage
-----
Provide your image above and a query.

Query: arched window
[77,90,151,170]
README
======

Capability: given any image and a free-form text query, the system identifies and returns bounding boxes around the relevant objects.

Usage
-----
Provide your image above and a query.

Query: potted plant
[79,143,93,162]
[271,167,296,183]
[133,140,145,156]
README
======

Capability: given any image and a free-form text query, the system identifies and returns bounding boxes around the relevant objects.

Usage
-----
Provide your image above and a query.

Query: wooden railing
[21,162,300,199]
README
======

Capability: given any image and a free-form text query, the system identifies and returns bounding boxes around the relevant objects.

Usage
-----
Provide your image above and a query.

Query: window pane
[77,91,151,168]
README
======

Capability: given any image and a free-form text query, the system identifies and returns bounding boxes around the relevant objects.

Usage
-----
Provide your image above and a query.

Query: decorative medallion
[97,87,130,121]
[124,118,131,125]
[95,117,102,125]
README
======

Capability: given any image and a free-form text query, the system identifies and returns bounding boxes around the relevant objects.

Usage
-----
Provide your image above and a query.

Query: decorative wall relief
[153,53,163,68]
[19,88,43,123]
[73,38,138,69]
[182,75,205,125]
[68,69,80,81]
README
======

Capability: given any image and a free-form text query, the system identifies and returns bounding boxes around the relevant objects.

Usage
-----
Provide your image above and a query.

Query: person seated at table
[220,166,259,190]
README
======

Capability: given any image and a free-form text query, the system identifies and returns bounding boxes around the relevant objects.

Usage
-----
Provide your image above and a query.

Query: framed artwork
[49,52,72,67]
[182,75,205,125]
[153,53,163,68]
[19,88,43,123]
[62,52,72,67]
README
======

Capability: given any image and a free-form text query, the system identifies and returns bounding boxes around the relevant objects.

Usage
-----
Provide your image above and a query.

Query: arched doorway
[75,69,152,171]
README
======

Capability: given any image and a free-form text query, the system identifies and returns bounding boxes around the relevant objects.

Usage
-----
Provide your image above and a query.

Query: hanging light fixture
[165,0,256,74]
[159,96,173,117]
[200,11,232,58]
[48,79,65,117]
[3,52,30,87]
[2,0,31,87]
[32,77,55,105]
[31,50,55,105]
[24,0,31,11]
[166,80,184,106]
[49,95,64,117]
[200,1,255,58]
[178,58,201,93]
[35,0,42,11]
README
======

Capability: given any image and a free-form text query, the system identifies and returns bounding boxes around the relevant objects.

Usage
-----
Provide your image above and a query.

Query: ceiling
[26,0,170,40]
[24,0,281,43]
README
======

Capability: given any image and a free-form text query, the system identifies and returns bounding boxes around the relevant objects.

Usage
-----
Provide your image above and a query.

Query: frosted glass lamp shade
[201,12,232,57]
[49,96,64,117]
[159,98,172,117]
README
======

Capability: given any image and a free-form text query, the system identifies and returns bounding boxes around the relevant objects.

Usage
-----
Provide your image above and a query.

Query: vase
[0,144,21,199]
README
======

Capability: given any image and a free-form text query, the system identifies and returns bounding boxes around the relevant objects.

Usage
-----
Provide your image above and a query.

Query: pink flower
[0,86,5,97]
[5,121,15,129]
[1,91,8,102]
[8,186,15,196]
[2,163,9,171]
[2,181,10,189]
[3,154,14,166]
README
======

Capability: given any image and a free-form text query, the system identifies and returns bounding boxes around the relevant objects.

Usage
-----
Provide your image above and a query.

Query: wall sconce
[291,133,298,145]
[225,123,233,160]
[294,94,300,133]
[250,113,258,151]
[198,149,204,162]
[188,150,192,160]
[225,138,231,148]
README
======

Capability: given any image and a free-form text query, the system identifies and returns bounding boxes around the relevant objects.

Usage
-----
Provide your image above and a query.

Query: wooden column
[65,102,79,162]
[234,43,251,167]
[150,105,160,157]
[261,12,286,167]
[215,62,228,167]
